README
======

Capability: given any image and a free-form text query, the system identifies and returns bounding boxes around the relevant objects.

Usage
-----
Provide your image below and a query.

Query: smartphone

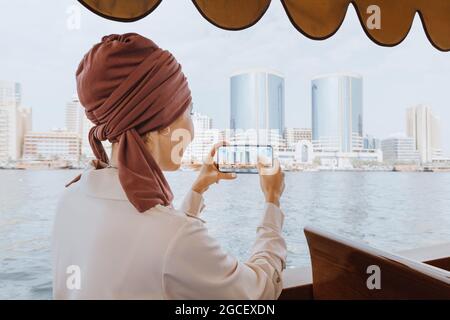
[216,145,273,174]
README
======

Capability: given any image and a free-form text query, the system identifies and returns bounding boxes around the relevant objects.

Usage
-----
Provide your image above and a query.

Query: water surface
[1,170,449,299]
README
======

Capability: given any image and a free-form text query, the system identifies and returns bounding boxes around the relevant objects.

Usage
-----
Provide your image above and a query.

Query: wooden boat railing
[279,226,450,300]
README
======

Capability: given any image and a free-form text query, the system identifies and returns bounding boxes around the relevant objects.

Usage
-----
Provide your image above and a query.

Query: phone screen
[216,145,273,174]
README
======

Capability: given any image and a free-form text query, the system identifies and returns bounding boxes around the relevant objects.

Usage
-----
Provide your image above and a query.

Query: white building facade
[381,134,420,164]
[284,128,312,148]
[0,81,21,106]
[65,95,95,158]
[65,95,111,160]
[183,113,222,164]
[23,130,81,162]
[406,105,442,163]
[0,81,31,164]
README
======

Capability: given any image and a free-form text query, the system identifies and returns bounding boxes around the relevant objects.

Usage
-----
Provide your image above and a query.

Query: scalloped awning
[78,0,450,51]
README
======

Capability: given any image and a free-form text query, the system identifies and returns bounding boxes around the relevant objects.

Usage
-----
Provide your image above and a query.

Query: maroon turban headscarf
[75,33,192,213]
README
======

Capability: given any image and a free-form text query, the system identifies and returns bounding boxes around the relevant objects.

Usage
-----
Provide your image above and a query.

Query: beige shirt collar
[78,167,176,212]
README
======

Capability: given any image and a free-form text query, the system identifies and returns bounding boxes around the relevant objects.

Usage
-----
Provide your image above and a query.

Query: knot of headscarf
[75,33,192,213]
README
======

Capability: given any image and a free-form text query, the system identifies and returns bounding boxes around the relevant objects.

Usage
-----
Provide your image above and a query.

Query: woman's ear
[159,126,171,136]
[142,131,151,143]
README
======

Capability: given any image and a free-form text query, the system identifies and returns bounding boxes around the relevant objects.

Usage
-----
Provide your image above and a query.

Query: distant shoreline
[1,167,450,173]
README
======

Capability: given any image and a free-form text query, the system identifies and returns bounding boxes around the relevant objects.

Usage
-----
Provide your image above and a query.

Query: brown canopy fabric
[78,0,450,51]
[192,0,271,30]
[281,0,450,51]
[78,0,162,21]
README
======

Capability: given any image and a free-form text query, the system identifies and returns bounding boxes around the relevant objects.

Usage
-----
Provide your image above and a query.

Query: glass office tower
[230,69,285,139]
[311,73,363,152]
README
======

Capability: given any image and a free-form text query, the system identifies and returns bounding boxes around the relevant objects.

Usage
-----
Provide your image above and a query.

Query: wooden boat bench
[279,226,450,299]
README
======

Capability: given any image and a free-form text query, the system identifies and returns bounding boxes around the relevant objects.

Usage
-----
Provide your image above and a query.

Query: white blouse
[52,167,287,299]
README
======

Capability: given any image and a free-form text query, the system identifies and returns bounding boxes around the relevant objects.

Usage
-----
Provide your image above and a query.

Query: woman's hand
[191,142,236,194]
[257,159,285,207]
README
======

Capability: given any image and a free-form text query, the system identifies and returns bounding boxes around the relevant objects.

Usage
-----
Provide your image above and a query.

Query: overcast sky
[1,0,449,153]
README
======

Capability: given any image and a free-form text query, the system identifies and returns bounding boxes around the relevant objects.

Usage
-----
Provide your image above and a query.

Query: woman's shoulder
[55,169,204,233]
[150,204,204,226]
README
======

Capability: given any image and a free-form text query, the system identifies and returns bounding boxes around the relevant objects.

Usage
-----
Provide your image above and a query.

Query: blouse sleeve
[162,202,287,300]
[179,189,206,219]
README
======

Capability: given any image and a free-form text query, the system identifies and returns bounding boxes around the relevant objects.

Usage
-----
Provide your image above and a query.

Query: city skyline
[1,71,448,167]
[4,69,448,141]
[1,0,449,154]
[4,67,449,157]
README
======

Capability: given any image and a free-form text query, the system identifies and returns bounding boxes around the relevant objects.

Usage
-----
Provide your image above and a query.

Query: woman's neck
[109,143,120,167]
